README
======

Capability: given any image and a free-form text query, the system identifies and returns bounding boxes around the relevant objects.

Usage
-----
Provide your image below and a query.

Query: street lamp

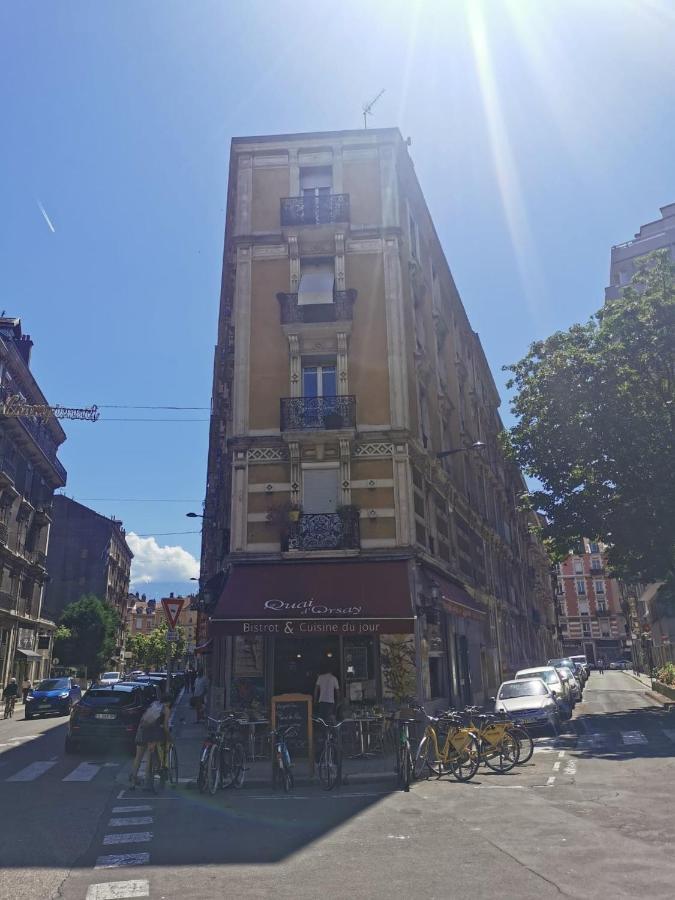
[435,441,486,460]
[186,512,204,519]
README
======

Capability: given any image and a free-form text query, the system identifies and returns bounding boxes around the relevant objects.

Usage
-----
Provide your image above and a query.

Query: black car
[131,675,167,698]
[65,683,151,754]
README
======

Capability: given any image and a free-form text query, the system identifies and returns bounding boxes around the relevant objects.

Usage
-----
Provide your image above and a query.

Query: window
[594,580,605,594]
[298,258,334,306]
[574,559,583,574]
[302,467,339,514]
[302,363,336,398]
[579,603,590,617]
[556,580,564,595]
[408,210,419,260]
[589,542,600,554]
[576,579,586,595]
[300,167,332,195]
[419,389,431,449]
[582,623,591,636]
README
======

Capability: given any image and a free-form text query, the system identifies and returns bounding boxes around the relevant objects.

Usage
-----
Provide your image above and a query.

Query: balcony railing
[286,510,360,552]
[0,455,17,483]
[277,290,356,325]
[0,522,7,546]
[280,194,350,226]
[0,590,14,611]
[280,395,356,431]
[0,388,66,483]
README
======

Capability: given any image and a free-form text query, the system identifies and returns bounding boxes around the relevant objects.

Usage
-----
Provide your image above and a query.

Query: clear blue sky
[2,0,673,595]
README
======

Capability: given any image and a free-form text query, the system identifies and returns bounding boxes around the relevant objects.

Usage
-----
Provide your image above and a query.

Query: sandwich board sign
[161,597,185,629]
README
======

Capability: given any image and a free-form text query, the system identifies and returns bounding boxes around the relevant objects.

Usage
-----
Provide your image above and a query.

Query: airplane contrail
[36,200,55,233]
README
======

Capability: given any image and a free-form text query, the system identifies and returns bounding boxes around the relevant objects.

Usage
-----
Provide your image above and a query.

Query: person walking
[187,667,196,694]
[3,678,19,718]
[129,693,172,789]
[193,669,208,723]
[597,657,605,675]
[21,677,32,704]
[314,662,340,725]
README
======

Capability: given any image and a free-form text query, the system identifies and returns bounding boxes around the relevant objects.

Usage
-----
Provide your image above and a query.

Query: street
[1,670,674,900]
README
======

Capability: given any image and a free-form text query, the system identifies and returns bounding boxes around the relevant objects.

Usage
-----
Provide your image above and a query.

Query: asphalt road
[2,670,674,900]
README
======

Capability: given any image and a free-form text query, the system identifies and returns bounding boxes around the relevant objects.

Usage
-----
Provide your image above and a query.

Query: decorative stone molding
[339,439,351,505]
[252,245,288,260]
[247,447,289,463]
[288,334,301,398]
[288,236,299,291]
[235,154,252,236]
[346,238,383,255]
[337,332,349,395]
[335,233,346,290]
[354,442,394,458]
[289,442,301,505]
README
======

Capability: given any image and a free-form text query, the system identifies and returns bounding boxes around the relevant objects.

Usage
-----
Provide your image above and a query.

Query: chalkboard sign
[271,693,313,771]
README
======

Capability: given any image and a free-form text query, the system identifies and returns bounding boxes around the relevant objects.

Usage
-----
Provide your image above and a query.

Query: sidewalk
[626,669,675,707]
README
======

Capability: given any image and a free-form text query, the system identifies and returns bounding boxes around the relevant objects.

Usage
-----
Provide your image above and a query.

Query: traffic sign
[161,596,185,629]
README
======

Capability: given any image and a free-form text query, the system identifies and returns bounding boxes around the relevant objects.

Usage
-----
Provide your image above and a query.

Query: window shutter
[302,468,339,514]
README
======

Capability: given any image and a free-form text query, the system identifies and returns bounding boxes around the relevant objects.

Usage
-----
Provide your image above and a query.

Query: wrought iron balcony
[0,522,7,546]
[280,194,350,226]
[286,510,360,552]
[0,389,66,483]
[0,589,14,611]
[277,290,356,325]
[0,455,17,484]
[280,395,356,431]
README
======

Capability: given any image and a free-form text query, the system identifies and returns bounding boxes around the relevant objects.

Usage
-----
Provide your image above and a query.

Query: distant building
[44,496,133,668]
[0,318,67,684]
[125,593,198,655]
[556,540,628,664]
[606,202,675,301]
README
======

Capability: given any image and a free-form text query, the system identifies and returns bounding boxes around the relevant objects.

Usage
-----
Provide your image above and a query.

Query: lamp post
[186,512,204,519]
[435,441,486,460]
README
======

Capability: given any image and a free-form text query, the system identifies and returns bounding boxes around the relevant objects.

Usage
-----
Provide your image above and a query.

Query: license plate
[95,713,116,720]
[39,704,51,709]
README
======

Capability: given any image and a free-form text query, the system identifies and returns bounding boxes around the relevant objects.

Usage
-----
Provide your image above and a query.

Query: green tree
[504,250,675,581]
[54,595,120,677]
[127,623,185,670]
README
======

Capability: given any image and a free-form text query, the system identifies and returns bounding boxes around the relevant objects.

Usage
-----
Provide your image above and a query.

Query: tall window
[298,258,334,306]
[408,209,419,260]
[582,622,591,637]
[300,167,332,197]
[302,467,339,514]
[594,580,605,594]
[302,363,336,398]
[576,579,586,595]
[574,559,583,574]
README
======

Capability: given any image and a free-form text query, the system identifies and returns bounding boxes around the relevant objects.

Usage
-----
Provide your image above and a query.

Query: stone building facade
[199,128,557,715]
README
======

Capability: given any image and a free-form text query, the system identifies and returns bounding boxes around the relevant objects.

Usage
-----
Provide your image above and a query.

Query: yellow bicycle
[412,705,480,782]
[461,709,520,773]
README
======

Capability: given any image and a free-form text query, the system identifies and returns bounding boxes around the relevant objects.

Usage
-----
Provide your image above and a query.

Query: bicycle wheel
[413,735,434,780]
[145,749,159,794]
[398,744,412,792]
[282,755,294,793]
[220,747,236,788]
[509,726,534,765]
[232,742,246,789]
[168,744,179,785]
[206,744,220,795]
[483,733,520,773]
[319,740,338,790]
[449,735,480,782]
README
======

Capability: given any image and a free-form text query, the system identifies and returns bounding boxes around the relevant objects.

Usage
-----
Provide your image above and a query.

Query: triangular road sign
[161,596,185,629]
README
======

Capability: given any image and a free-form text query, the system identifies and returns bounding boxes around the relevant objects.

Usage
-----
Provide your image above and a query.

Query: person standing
[314,663,340,724]
[21,677,32,704]
[130,693,172,788]
[597,657,605,675]
[193,669,209,722]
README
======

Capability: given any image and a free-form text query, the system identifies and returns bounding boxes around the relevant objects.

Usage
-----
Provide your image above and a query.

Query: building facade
[606,202,675,301]
[199,128,557,716]
[44,496,133,668]
[556,540,628,664]
[0,318,67,685]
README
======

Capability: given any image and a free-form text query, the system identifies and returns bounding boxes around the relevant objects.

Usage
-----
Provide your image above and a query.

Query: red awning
[436,575,487,622]
[210,560,415,637]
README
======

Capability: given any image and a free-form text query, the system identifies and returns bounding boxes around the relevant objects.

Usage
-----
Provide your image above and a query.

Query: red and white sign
[161,597,185,629]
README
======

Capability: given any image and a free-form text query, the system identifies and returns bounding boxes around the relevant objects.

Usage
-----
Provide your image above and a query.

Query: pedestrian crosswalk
[538,727,675,753]
[2,759,120,783]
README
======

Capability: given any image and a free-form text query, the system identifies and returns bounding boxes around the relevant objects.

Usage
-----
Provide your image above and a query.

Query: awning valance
[436,576,488,622]
[15,648,42,660]
[210,560,415,637]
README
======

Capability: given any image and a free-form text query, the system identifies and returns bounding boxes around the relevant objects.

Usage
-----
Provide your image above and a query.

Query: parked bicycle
[3,695,16,720]
[473,707,534,765]
[145,729,178,793]
[461,708,520,773]
[412,705,481,782]
[199,715,246,796]
[271,724,298,793]
[386,714,415,791]
[314,717,347,790]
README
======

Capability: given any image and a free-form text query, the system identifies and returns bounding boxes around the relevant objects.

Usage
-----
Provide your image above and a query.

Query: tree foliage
[54,595,120,677]
[504,250,675,582]
[126,622,186,670]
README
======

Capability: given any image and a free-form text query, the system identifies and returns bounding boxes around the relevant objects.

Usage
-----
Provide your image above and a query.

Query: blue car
[25,677,82,719]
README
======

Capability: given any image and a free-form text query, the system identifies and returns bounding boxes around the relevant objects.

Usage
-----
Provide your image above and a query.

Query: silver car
[494,678,561,735]
[556,666,582,703]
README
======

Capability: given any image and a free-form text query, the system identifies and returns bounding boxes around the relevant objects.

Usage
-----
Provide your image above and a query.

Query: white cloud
[127,533,199,586]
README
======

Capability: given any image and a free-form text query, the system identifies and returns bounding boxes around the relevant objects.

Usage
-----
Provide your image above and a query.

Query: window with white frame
[302,467,340,514]
[594,580,605,594]
[574,559,583,574]
[298,258,335,306]
[582,622,591,636]
[300,167,332,196]
[302,361,337,398]
[576,578,586,595]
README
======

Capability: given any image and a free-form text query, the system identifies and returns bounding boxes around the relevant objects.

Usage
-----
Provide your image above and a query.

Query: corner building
[201,128,556,714]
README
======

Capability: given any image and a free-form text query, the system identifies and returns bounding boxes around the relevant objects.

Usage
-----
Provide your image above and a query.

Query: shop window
[302,467,339,514]
[298,258,334,306]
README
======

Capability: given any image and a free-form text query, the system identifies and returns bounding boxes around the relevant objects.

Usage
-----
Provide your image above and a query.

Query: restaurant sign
[215,617,414,637]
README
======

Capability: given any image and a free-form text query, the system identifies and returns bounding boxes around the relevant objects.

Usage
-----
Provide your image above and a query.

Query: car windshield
[101,672,119,679]
[35,679,69,691]
[83,689,138,706]
[520,670,558,685]
[499,680,548,699]
[549,659,574,668]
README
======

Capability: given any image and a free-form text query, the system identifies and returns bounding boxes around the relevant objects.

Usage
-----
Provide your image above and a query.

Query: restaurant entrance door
[274,637,340,696]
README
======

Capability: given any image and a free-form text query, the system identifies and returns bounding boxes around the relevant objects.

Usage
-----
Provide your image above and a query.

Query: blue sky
[1,0,673,596]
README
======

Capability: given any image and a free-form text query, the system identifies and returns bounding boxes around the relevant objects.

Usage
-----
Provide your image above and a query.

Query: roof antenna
[362,89,385,129]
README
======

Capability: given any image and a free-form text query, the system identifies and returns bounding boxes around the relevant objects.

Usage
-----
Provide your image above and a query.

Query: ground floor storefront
[0,617,52,686]
[205,558,492,719]
[562,636,627,665]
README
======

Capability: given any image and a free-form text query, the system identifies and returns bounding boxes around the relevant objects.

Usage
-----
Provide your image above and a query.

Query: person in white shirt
[314,663,340,724]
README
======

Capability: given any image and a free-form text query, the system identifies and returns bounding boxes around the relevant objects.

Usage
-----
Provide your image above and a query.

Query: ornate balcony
[280,194,350,226]
[277,290,356,325]
[0,389,66,483]
[0,455,17,485]
[0,522,7,546]
[0,589,13,611]
[286,510,360,552]
[280,395,356,431]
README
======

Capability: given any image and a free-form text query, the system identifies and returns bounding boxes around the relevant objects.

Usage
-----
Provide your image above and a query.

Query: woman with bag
[129,694,171,788]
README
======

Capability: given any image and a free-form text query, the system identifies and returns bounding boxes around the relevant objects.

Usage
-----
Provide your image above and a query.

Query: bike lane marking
[86,880,149,899]
[108,817,153,828]
[102,832,153,846]
[6,760,57,781]
[94,854,150,869]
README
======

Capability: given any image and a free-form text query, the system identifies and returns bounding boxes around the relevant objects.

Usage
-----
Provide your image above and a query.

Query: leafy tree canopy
[505,250,675,582]
[54,595,120,677]
[126,622,186,670]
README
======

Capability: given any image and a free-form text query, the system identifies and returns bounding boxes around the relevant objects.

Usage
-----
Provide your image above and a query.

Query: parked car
[494,678,561,735]
[130,675,167,699]
[516,666,573,718]
[65,683,151,753]
[98,671,122,687]
[609,660,630,670]
[570,655,591,680]
[555,665,582,703]
[25,677,82,719]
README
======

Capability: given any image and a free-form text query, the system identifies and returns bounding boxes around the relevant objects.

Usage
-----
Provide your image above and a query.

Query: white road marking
[558,751,565,758]
[102,832,153,846]
[621,731,647,745]
[473,784,524,789]
[62,762,102,782]
[387,834,410,839]
[6,761,57,782]
[95,853,150,869]
[108,817,153,828]
[564,760,577,775]
[102,762,121,768]
[86,880,150,899]
[546,776,556,786]
[111,806,153,814]
[662,729,675,742]
[552,761,561,771]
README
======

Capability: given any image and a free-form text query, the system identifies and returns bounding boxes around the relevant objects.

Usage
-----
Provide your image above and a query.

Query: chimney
[170,592,174,599]
[16,333,33,367]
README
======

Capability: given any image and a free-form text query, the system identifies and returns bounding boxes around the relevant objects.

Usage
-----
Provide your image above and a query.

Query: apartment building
[44,496,133,666]
[0,318,67,684]
[556,539,628,663]
[125,594,199,658]
[606,202,675,301]
[200,127,557,715]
